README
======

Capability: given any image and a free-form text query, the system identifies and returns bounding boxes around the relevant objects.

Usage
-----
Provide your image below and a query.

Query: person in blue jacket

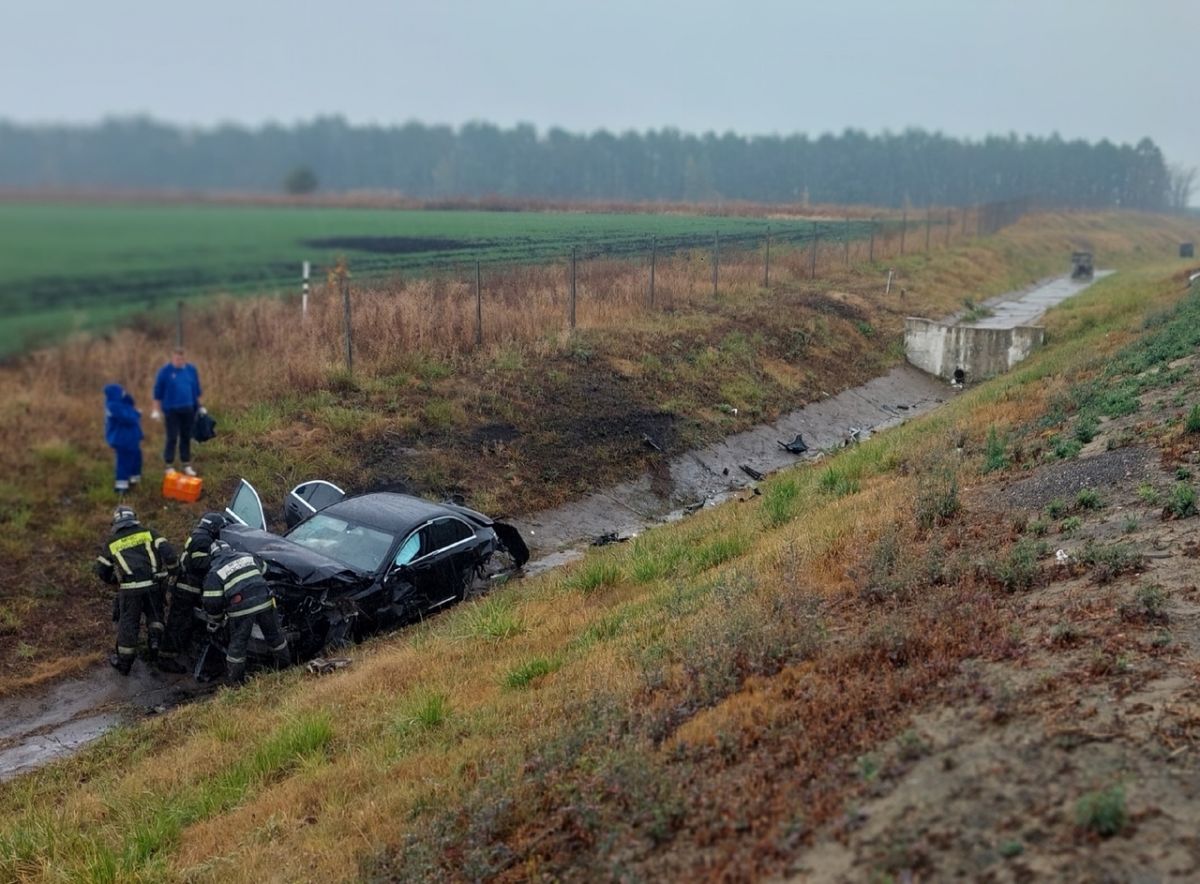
[151,346,204,477]
[104,383,143,495]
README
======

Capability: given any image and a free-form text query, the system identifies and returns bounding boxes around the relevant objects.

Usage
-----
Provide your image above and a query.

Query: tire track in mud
[0,272,1107,781]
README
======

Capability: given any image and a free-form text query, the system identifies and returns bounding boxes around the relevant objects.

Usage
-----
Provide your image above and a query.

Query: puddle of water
[967,271,1114,329]
[0,662,206,781]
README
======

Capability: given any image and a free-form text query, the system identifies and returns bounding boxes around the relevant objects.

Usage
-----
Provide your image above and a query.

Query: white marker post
[302,261,310,318]
[885,268,894,295]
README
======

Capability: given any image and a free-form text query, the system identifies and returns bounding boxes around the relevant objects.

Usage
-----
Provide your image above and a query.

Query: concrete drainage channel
[905,271,1114,384]
[0,271,1110,781]
[516,364,951,571]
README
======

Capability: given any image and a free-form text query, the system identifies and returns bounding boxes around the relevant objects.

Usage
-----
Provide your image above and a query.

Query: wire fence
[171,198,1035,377]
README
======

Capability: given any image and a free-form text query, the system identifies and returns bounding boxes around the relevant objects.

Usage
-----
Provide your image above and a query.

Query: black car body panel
[220,524,363,587]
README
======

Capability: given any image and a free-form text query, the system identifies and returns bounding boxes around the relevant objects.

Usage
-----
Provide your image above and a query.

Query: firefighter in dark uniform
[95,505,177,675]
[162,511,227,667]
[202,540,290,683]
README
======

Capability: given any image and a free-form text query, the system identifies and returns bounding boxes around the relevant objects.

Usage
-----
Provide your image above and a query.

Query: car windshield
[285,513,396,573]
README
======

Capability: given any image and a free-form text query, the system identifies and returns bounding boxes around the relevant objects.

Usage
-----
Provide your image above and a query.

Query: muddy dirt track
[0,272,1102,782]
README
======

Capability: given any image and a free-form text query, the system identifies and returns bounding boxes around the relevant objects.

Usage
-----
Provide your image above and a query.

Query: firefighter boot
[225,661,247,685]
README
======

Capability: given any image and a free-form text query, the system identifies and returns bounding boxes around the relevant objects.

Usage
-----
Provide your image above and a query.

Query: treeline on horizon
[0,116,1178,210]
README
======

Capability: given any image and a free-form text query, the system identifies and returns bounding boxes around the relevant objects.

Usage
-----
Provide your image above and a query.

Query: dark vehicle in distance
[1071,250,1094,280]
[204,479,528,667]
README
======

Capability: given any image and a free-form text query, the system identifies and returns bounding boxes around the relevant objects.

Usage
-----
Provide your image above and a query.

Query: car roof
[316,492,459,535]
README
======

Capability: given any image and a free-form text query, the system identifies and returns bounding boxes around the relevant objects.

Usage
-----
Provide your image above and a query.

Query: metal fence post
[569,247,577,329]
[340,271,352,374]
[175,301,184,347]
[764,226,770,288]
[900,211,907,255]
[869,219,876,263]
[649,237,656,308]
[474,260,483,346]
[810,222,819,279]
[924,209,932,253]
[844,216,851,267]
[712,232,719,296]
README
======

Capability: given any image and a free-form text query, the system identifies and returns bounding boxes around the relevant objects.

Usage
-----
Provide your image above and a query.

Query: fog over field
[1,0,1196,199]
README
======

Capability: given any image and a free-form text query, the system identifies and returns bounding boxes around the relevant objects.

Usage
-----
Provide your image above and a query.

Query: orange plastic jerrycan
[162,471,204,503]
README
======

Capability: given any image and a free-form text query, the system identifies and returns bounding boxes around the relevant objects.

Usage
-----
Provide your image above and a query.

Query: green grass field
[0,202,861,357]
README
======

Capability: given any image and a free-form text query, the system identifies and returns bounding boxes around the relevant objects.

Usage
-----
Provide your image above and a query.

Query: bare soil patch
[984,445,1158,512]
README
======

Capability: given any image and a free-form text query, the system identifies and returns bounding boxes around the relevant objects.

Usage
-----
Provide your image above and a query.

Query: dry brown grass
[0,253,1196,882]
[0,209,1197,697]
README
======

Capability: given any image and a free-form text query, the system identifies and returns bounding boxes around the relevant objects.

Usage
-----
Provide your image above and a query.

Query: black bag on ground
[193,411,217,443]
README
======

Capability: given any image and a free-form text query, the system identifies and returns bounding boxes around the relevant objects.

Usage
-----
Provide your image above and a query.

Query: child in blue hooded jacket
[104,384,144,494]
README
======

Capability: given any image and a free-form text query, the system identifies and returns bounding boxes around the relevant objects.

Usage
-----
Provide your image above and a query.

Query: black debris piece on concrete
[740,464,765,481]
[777,433,809,454]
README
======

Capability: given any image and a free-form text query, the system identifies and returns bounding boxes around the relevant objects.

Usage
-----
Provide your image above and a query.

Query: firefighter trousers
[115,588,165,673]
[163,586,201,655]
[225,607,289,683]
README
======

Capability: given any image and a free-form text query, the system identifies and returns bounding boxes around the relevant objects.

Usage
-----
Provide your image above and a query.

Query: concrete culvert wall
[904,317,1045,383]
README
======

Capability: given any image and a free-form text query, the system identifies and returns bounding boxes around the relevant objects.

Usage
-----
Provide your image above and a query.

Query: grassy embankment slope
[0,211,1192,691]
[1,219,1199,879]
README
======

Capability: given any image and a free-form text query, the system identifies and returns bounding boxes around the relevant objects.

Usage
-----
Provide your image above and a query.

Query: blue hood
[104,383,142,449]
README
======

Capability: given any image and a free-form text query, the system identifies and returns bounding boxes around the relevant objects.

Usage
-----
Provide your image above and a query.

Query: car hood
[221,524,364,587]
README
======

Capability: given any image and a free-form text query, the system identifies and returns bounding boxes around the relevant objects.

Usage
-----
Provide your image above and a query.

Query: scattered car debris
[842,428,863,447]
[1055,549,1071,566]
[591,532,627,547]
[641,433,663,453]
[306,657,352,676]
[740,464,765,481]
[777,433,809,454]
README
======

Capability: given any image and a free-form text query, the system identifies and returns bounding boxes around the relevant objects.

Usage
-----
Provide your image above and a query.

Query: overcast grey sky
[3,0,1197,179]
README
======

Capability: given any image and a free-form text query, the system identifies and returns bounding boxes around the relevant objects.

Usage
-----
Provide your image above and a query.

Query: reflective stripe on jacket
[95,524,177,591]
[177,534,211,593]
[202,551,272,617]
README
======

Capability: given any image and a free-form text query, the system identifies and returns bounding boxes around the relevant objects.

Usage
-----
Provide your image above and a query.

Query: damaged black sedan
[204,479,528,669]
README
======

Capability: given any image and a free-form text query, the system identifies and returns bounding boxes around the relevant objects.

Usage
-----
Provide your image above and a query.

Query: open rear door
[225,478,267,531]
[285,480,347,529]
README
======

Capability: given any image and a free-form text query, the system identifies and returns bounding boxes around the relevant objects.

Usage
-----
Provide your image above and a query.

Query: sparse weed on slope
[457,594,525,640]
[0,709,333,880]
